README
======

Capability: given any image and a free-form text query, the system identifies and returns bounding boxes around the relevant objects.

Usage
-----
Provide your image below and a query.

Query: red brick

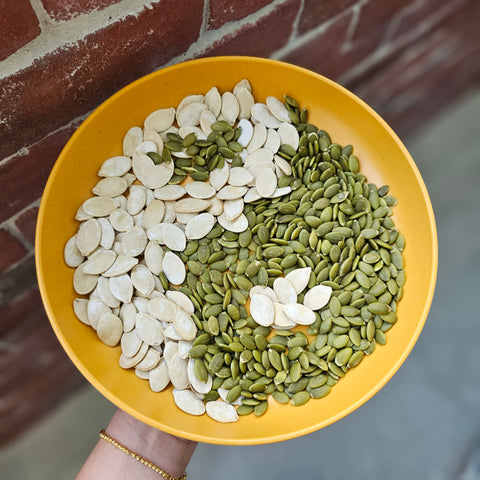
[0,255,37,308]
[0,229,28,274]
[41,0,122,21]
[281,11,354,80]
[0,288,85,446]
[297,0,358,35]
[15,206,39,246]
[351,0,411,53]
[0,0,204,160]
[0,124,79,225]
[0,0,41,61]
[208,0,272,29]
[203,0,301,57]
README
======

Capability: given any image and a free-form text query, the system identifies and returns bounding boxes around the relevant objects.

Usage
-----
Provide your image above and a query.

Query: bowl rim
[35,55,438,444]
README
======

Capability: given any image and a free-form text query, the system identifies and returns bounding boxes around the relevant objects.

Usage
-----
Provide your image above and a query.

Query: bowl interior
[36,57,437,445]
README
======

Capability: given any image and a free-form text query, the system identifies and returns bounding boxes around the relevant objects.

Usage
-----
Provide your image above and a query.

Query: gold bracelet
[99,430,187,480]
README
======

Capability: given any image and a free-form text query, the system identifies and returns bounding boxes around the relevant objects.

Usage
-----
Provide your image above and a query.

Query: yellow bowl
[36,57,437,445]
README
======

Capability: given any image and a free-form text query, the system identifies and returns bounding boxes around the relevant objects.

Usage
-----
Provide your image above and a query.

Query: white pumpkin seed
[149,359,170,392]
[122,226,147,257]
[98,218,115,250]
[123,127,143,157]
[272,302,296,329]
[218,212,248,233]
[250,285,278,302]
[251,103,282,128]
[223,198,244,222]
[165,290,194,315]
[163,201,177,223]
[282,303,316,325]
[177,102,207,127]
[264,128,281,153]
[161,223,186,251]
[175,198,211,213]
[221,91,239,124]
[247,123,267,152]
[127,185,146,215]
[135,347,161,371]
[154,184,186,201]
[109,209,134,232]
[255,167,277,198]
[144,107,175,132]
[205,401,239,423]
[233,78,252,95]
[216,185,248,201]
[285,267,312,294]
[185,212,215,240]
[168,355,189,389]
[266,96,290,122]
[236,87,255,120]
[209,161,230,191]
[96,276,121,308]
[185,181,216,199]
[142,200,165,229]
[244,147,273,169]
[92,176,128,197]
[148,297,177,322]
[102,255,138,277]
[73,264,98,295]
[121,330,143,357]
[132,152,174,189]
[237,118,253,147]
[199,109,217,136]
[250,294,275,327]
[163,251,186,285]
[243,187,262,203]
[143,129,164,153]
[277,122,299,151]
[75,204,92,221]
[228,167,253,187]
[73,298,89,325]
[144,241,164,276]
[98,156,132,177]
[274,154,292,176]
[76,219,102,256]
[131,264,155,296]
[64,235,84,267]
[97,312,123,346]
[206,196,224,216]
[109,274,133,303]
[82,196,118,217]
[303,284,333,310]
[82,248,117,275]
[176,211,196,225]
[164,324,183,341]
[135,312,164,346]
[273,277,298,304]
[204,86,221,118]
[173,308,197,341]
[119,341,148,369]
[177,94,204,114]
[120,302,137,332]
[134,140,157,156]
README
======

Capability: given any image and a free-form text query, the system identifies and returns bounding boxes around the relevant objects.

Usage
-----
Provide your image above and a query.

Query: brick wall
[1,0,479,446]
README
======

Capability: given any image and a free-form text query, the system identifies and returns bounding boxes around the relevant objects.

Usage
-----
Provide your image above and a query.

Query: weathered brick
[0,0,204,160]
[203,0,301,57]
[41,0,123,21]
[281,11,353,80]
[297,0,358,35]
[0,255,37,308]
[0,124,79,225]
[208,0,272,29]
[15,206,39,246]
[0,0,41,61]
[0,229,28,274]
[0,288,85,447]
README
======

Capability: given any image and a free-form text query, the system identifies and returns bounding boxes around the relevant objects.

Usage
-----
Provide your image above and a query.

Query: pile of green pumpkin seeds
[66,79,405,423]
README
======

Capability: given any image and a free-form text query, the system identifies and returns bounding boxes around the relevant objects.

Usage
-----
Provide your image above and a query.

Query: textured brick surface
[0,288,85,447]
[15,206,39,246]
[208,0,272,29]
[204,0,301,57]
[41,0,123,21]
[0,0,41,61]
[297,0,358,34]
[0,124,78,225]
[281,12,353,80]
[0,0,204,160]
[0,229,28,274]
[0,256,37,308]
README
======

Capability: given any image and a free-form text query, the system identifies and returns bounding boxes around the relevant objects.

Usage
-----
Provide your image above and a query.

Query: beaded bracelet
[99,430,187,480]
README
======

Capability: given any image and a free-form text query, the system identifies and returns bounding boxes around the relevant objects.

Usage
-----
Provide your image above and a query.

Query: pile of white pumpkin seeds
[65,79,405,423]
